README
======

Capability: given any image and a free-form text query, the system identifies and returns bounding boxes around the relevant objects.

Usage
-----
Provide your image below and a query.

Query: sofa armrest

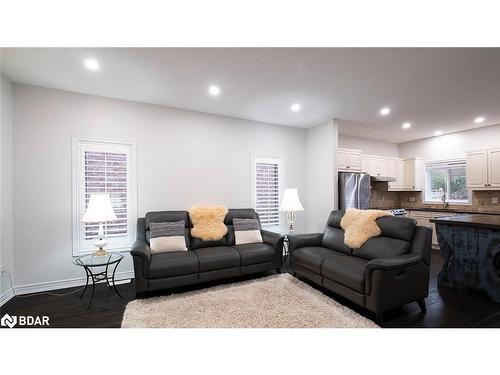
[365,254,424,294]
[411,226,432,266]
[261,230,285,268]
[261,229,284,250]
[130,240,151,277]
[287,233,323,252]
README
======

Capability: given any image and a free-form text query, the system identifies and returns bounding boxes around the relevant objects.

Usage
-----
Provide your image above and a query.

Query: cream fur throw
[188,205,229,241]
[340,208,392,249]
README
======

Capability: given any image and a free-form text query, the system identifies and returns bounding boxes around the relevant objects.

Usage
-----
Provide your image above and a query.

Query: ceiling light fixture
[402,122,411,129]
[208,85,221,96]
[474,116,485,123]
[434,130,443,136]
[291,103,301,112]
[380,107,391,116]
[84,58,100,71]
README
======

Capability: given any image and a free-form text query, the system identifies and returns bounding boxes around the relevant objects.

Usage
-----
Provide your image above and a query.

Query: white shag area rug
[121,273,378,328]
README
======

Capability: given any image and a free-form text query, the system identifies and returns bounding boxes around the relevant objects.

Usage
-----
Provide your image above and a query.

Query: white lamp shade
[82,194,118,223]
[280,188,304,212]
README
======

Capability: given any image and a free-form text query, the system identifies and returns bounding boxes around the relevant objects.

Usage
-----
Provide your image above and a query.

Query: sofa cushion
[190,235,228,250]
[233,243,275,266]
[224,208,259,224]
[376,216,416,242]
[353,236,411,261]
[321,254,368,293]
[292,247,338,274]
[326,210,345,228]
[149,251,199,279]
[194,246,240,272]
[322,226,352,255]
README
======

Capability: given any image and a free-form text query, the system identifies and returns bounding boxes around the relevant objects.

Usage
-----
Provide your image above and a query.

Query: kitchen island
[431,214,500,302]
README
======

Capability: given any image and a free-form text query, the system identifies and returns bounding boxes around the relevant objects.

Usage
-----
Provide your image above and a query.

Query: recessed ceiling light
[84,58,100,71]
[434,130,443,136]
[291,103,301,112]
[208,85,221,96]
[402,122,411,129]
[380,107,391,116]
[474,116,485,123]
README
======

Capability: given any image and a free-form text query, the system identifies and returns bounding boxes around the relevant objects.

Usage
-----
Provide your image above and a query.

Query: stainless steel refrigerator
[338,172,371,210]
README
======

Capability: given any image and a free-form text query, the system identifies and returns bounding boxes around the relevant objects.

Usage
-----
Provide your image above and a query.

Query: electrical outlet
[493,197,499,204]
[410,196,416,203]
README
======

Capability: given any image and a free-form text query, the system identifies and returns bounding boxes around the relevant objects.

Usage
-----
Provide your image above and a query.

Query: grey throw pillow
[233,218,263,245]
[149,221,188,253]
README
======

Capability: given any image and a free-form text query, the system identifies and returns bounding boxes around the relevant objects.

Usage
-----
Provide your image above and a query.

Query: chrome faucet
[441,192,448,210]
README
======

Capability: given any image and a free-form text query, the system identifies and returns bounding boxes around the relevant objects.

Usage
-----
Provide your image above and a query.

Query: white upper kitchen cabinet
[402,158,424,190]
[337,148,362,172]
[388,159,403,190]
[466,150,488,189]
[488,149,500,188]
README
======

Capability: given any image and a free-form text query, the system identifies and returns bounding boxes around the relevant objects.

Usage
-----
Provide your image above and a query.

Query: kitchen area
[337,144,500,251]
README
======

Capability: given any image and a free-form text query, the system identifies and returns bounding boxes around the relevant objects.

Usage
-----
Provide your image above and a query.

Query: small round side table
[73,252,124,309]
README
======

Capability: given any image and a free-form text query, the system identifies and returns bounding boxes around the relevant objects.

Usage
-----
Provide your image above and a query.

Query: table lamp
[280,188,304,234]
[82,194,118,256]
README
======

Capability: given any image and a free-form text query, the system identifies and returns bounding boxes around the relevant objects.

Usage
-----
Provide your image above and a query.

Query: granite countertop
[430,214,500,229]
[404,207,500,215]
[371,206,500,216]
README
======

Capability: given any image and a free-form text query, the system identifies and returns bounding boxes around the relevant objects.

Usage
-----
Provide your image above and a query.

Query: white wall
[13,84,308,291]
[399,123,500,160]
[306,120,338,232]
[339,134,399,157]
[1,74,14,303]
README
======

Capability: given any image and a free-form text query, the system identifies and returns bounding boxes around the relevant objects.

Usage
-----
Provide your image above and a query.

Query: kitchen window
[424,160,470,204]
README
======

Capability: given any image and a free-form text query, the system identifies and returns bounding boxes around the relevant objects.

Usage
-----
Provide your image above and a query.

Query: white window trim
[423,158,471,205]
[250,154,284,233]
[72,136,138,256]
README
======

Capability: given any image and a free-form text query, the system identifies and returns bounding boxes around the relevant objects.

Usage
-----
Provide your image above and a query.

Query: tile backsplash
[368,182,500,213]
[369,184,401,209]
[398,190,500,213]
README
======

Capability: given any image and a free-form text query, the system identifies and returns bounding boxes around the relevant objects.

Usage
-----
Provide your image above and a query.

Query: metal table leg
[80,266,90,298]
[111,258,123,298]
[87,267,96,310]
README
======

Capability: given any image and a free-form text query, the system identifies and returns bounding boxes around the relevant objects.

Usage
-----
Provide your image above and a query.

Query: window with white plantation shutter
[83,151,128,240]
[252,156,282,231]
[72,137,137,255]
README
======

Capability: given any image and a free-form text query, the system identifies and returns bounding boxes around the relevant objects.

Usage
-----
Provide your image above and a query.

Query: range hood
[370,174,397,182]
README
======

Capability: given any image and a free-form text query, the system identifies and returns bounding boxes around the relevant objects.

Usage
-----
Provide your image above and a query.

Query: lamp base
[93,235,108,256]
[94,247,108,257]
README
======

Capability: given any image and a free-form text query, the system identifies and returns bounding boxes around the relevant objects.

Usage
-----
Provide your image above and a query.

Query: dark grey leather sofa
[289,210,432,323]
[131,208,284,295]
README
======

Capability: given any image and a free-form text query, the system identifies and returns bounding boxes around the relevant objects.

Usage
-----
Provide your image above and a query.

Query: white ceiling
[2,48,500,143]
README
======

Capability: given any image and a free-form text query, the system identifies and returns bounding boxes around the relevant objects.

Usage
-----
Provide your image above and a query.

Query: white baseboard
[13,270,135,296]
[0,288,15,307]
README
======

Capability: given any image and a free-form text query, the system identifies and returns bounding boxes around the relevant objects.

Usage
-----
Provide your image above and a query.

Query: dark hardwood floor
[2,252,500,328]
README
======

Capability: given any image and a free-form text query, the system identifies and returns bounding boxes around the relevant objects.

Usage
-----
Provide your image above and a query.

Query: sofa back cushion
[324,210,417,260]
[144,211,191,249]
[322,226,351,255]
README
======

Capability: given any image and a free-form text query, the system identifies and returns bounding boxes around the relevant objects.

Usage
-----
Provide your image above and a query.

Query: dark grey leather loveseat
[289,210,431,323]
[131,208,284,295]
